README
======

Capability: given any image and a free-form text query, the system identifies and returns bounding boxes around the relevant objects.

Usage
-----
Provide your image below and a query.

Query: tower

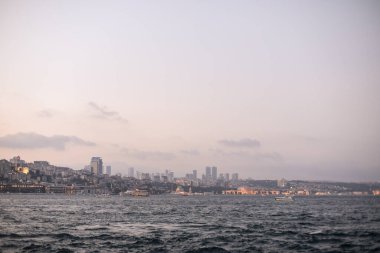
[225,173,230,181]
[128,167,135,178]
[90,157,103,176]
[212,166,217,181]
[193,170,197,180]
[205,166,211,180]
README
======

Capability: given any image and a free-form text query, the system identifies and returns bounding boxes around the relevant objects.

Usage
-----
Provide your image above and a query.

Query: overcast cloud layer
[0,0,379,181]
[0,133,95,150]
[218,139,261,149]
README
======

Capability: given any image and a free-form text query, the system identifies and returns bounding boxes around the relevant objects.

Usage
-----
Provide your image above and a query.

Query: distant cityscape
[1,156,380,196]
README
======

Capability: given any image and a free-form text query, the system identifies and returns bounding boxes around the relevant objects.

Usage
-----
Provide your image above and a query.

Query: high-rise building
[205,166,211,180]
[212,166,218,181]
[106,166,111,176]
[168,171,174,182]
[225,173,230,181]
[90,157,103,176]
[231,173,239,181]
[128,167,135,178]
[193,170,197,180]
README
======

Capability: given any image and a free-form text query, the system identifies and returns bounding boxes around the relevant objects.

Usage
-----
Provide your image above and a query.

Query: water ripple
[0,195,379,252]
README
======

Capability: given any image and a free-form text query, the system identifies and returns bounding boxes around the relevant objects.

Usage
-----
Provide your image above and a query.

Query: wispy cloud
[121,148,176,160]
[210,148,282,162]
[218,138,261,148]
[180,149,200,156]
[254,152,282,161]
[0,132,96,150]
[37,110,53,118]
[88,102,127,122]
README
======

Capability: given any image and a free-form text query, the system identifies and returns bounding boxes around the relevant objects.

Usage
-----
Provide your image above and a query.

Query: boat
[275,196,294,202]
[173,185,189,196]
[132,189,149,197]
[120,189,149,197]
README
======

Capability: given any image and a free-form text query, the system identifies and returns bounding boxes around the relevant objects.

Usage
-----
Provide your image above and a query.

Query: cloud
[88,102,127,122]
[37,110,53,118]
[253,152,282,161]
[218,138,261,148]
[180,149,200,156]
[210,148,282,162]
[0,132,96,150]
[121,148,176,160]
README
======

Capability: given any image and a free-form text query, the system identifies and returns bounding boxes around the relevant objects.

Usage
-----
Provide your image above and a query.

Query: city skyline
[1,1,380,181]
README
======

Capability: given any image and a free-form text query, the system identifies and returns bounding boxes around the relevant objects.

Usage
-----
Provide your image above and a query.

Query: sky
[0,0,379,181]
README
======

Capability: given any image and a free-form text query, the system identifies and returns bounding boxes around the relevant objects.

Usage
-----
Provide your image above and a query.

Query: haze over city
[0,0,379,181]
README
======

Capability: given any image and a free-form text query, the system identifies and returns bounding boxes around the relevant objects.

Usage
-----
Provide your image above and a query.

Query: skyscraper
[128,167,135,178]
[168,171,174,182]
[212,166,217,181]
[205,166,211,180]
[90,157,103,176]
[225,173,230,181]
[193,170,197,180]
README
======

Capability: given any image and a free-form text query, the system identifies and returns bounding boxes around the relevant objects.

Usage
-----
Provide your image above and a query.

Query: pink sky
[1,0,379,181]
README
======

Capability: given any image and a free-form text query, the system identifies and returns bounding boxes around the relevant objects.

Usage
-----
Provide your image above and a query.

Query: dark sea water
[0,195,379,253]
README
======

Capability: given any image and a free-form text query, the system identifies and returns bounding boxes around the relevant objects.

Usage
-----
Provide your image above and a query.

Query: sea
[0,194,379,253]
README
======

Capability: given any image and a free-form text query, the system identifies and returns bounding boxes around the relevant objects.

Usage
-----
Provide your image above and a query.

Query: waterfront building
[90,157,103,176]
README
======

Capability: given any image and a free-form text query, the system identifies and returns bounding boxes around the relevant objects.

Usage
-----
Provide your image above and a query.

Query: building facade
[128,167,134,178]
[212,166,218,181]
[205,167,211,180]
[90,157,103,176]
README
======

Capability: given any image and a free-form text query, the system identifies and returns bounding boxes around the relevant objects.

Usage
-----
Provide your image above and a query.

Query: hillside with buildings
[1,156,379,196]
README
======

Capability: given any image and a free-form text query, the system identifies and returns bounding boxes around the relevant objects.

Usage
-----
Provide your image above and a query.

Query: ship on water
[120,189,149,197]
[275,196,294,202]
